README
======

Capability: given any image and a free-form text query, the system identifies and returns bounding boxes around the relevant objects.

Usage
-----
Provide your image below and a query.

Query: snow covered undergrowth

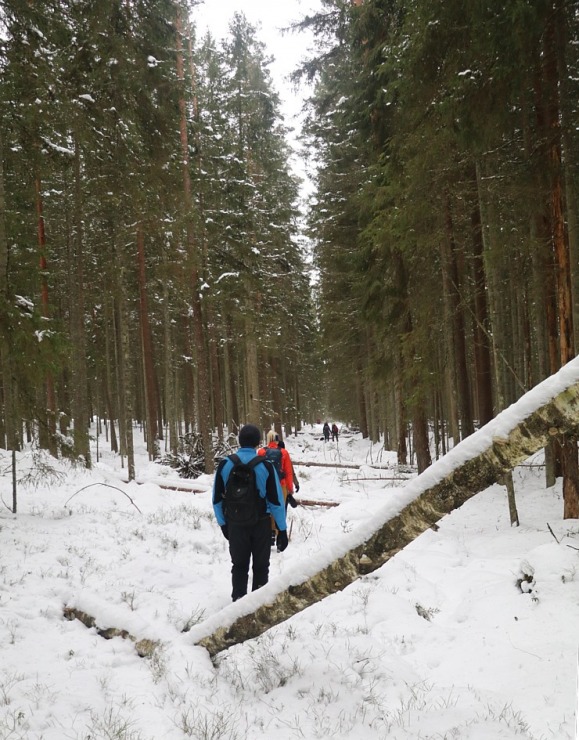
[0,427,577,739]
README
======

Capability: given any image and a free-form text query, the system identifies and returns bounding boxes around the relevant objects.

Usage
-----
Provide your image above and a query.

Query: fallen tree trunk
[63,606,159,657]
[293,460,362,469]
[293,460,412,473]
[294,498,339,508]
[191,362,579,657]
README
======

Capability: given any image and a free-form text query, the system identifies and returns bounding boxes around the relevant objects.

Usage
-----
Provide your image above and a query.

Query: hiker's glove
[220,524,229,540]
[287,494,298,508]
[276,530,288,552]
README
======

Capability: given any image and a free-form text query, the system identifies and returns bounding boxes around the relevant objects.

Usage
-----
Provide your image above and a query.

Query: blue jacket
[212,447,287,531]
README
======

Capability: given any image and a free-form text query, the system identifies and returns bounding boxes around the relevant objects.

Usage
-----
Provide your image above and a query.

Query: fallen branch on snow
[64,483,143,514]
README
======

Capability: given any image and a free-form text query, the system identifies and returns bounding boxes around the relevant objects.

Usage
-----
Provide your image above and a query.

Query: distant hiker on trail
[212,424,288,602]
[259,430,298,544]
[331,423,339,442]
[323,422,330,442]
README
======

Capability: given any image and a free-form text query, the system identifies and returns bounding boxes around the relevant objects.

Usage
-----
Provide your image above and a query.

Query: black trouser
[228,517,272,601]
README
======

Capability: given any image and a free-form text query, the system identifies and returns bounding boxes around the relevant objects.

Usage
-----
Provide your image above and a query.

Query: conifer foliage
[0,2,314,477]
[304,0,579,505]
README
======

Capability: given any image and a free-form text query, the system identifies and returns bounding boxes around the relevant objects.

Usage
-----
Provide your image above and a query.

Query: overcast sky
[191,0,320,104]
[191,0,323,193]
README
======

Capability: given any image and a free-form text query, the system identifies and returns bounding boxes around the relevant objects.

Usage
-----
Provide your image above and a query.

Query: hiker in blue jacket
[213,424,288,601]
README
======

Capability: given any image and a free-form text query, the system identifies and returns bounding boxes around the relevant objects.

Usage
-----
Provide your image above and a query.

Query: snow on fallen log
[189,358,579,657]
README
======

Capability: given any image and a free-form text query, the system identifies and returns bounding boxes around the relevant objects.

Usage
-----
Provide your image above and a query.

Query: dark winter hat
[238,424,261,448]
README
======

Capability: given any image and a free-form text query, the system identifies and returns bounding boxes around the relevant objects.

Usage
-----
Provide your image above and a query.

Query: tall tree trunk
[270,354,284,440]
[245,330,260,423]
[162,264,178,455]
[356,359,369,439]
[136,222,160,459]
[71,136,91,467]
[556,0,578,348]
[104,298,118,454]
[520,274,533,390]
[443,194,473,439]
[35,175,57,456]
[394,360,407,465]
[1,345,18,453]
[0,126,13,452]
[187,25,225,444]
[222,319,236,432]
[439,212,461,445]
[412,405,431,474]
[528,77,561,486]
[181,315,196,433]
[0,126,7,301]
[293,371,301,434]
[176,7,214,472]
[208,331,223,442]
[395,251,431,470]
[111,227,134,480]
[471,164,494,424]
[120,301,136,482]
[544,0,579,518]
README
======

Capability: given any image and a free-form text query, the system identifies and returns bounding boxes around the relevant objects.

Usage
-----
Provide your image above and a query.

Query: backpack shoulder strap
[228,453,241,465]
[247,455,265,470]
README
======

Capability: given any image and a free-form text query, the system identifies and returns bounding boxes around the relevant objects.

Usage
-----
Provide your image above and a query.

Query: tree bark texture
[71,136,91,466]
[543,0,579,518]
[395,364,407,465]
[194,364,579,656]
[112,230,135,480]
[176,9,214,473]
[162,270,178,456]
[245,329,260,423]
[471,164,494,424]
[443,194,473,439]
[554,1,579,350]
[136,222,160,459]
[357,359,369,440]
[412,405,432,474]
[35,175,57,456]
[439,225,460,444]
[0,126,7,298]
[120,299,135,482]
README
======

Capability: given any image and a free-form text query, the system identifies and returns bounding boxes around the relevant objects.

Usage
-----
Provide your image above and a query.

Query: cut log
[191,362,579,656]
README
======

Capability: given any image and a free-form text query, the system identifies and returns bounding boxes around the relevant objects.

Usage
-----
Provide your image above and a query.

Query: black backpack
[265,447,285,481]
[223,454,266,526]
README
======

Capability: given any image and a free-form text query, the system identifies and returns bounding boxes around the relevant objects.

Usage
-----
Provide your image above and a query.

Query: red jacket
[258,442,294,493]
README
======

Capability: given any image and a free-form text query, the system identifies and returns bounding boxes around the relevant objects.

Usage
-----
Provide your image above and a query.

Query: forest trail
[192,362,579,656]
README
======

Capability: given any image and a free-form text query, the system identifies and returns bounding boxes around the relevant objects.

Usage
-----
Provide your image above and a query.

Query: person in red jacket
[258,430,298,545]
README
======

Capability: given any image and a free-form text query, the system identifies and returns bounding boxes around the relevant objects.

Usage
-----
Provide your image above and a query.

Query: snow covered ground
[0,421,577,739]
